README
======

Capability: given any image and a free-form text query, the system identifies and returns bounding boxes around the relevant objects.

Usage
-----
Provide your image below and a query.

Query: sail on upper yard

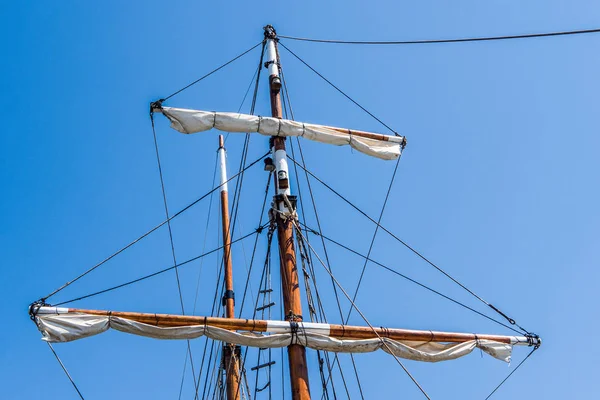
[153,106,406,160]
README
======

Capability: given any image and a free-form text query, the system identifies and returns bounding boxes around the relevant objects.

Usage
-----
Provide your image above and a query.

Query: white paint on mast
[266,39,280,82]
[218,135,228,193]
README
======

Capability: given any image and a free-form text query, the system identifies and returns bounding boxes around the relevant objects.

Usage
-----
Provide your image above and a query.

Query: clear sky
[2,1,599,399]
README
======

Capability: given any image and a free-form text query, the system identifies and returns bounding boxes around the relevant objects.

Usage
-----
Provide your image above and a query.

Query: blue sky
[2,1,599,399]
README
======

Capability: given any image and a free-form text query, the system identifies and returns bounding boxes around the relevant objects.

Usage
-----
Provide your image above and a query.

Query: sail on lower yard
[34,307,527,363]
[154,106,405,160]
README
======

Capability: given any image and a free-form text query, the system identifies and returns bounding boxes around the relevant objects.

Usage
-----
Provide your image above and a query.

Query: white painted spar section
[273,148,290,197]
[266,320,331,336]
[266,39,279,79]
[33,306,70,315]
[218,142,228,192]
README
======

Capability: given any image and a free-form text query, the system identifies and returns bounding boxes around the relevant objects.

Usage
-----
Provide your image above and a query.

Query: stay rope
[287,155,534,336]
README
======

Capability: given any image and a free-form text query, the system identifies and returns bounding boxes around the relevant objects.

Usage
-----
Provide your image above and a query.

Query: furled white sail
[35,313,513,363]
[155,107,405,160]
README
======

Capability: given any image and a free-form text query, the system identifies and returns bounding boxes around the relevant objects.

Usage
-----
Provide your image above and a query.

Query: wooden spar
[218,135,241,400]
[58,307,534,345]
[326,125,406,145]
[265,25,311,400]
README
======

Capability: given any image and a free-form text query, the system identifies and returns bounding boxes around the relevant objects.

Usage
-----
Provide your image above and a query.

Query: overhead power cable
[279,27,600,45]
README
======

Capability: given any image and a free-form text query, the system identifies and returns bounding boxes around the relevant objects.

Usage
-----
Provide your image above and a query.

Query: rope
[294,225,431,399]
[46,342,85,399]
[287,155,531,335]
[484,347,538,399]
[39,152,268,303]
[163,41,263,101]
[150,111,199,396]
[51,227,264,306]
[279,27,600,45]
[278,41,398,135]
[281,64,357,400]
[299,221,523,335]
[345,154,401,324]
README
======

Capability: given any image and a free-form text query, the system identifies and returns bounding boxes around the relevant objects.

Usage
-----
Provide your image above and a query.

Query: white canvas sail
[155,106,405,160]
[35,311,515,363]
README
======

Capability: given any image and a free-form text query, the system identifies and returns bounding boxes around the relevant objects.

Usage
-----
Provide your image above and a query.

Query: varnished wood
[218,134,240,400]
[65,308,516,344]
[269,32,311,400]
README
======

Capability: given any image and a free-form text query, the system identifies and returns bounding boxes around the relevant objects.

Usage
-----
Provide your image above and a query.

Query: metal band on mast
[265,24,312,400]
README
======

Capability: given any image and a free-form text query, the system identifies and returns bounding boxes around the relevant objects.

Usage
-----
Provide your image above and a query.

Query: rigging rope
[281,64,359,400]
[46,342,85,400]
[287,155,532,335]
[294,225,431,400]
[189,45,267,398]
[163,41,263,101]
[298,221,523,335]
[484,347,538,399]
[279,27,600,45]
[150,110,200,397]
[345,154,401,324]
[51,227,265,307]
[278,41,398,136]
[38,152,268,303]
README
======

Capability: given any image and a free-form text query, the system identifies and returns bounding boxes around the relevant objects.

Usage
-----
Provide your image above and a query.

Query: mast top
[264,24,277,40]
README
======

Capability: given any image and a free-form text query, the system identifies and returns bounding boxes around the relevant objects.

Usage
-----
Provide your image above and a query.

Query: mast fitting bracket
[222,290,235,306]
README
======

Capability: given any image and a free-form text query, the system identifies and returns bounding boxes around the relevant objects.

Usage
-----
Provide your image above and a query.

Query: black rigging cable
[279,27,600,45]
[345,154,401,324]
[46,342,85,400]
[484,347,538,399]
[39,152,267,303]
[51,227,264,307]
[281,67,355,399]
[286,156,532,335]
[278,41,398,136]
[298,221,523,335]
[163,41,263,101]
[150,110,199,397]
[295,226,431,400]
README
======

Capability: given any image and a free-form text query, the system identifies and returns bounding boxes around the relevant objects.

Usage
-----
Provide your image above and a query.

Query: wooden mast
[218,135,241,400]
[264,24,312,400]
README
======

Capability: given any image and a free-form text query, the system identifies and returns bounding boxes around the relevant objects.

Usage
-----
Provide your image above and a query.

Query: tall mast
[219,135,241,400]
[264,25,312,400]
